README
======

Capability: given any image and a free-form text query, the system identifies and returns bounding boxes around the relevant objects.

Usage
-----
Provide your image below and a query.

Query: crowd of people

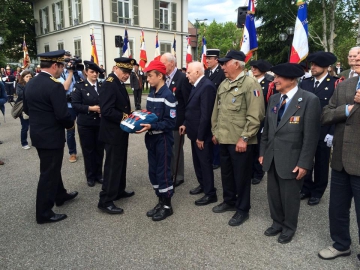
[1,45,360,262]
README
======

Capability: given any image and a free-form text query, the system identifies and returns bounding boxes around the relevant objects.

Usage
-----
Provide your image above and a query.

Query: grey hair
[162,52,176,64]
[349,47,360,53]
[233,59,246,68]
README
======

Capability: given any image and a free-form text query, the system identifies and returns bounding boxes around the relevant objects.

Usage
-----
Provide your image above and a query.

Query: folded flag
[120,110,158,133]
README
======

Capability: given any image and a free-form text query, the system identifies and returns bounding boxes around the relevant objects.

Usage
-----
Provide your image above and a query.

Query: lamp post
[279,26,295,61]
[195,18,207,61]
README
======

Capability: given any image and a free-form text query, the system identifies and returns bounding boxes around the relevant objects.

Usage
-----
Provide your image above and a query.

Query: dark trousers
[330,169,360,251]
[19,115,29,146]
[191,140,216,196]
[66,108,77,155]
[133,89,142,109]
[267,161,304,236]
[302,140,331,198]
[99,142,128,206]
[220,144,254,214]
[252,126,265,180]
[212,143,220,166]
[5,83,14,101]
[171,131,184,181]
[78,125,104,182]
[36,148,67,221]
[145,133,174,198]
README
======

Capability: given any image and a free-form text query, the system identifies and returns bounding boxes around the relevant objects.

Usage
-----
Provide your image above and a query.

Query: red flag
[186,36,192,65]
[139,29,147,68]
[23,36,31,69]
[154,32,160,61]
[90,32,99,64]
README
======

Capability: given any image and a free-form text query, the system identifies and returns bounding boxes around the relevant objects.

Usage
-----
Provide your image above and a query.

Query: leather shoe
[318,246,351,260]
[278,233,294,244]
[96,178,104,184]
[212,164,220,170]
[0,141,3,144]
[115,190,135,200]
[251,178,262,185]
[87,180,95,187]
[195,195,218,206]
[300,193,310,200]
[264,227,282,236]
[228,212,249,226]
[152,205,173,221]
[98,203,124,214]
[55,191,78,206]
[147,199,163,217]
[174,179,184,187]
[189,185,203,195]
[308,197,320,206]
[212,202,236,213]
[37,214,67,224]
[0,160,4,165]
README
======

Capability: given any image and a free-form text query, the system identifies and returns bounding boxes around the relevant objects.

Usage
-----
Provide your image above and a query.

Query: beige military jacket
[211,71,265,145]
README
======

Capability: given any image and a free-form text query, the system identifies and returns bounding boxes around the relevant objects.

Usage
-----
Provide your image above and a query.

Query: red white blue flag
[253,90,260,97]
[201,36,207,69]
[122,28,132,58]
[154,32,160,61]
[289,1,308,63]
[240,0,258,63]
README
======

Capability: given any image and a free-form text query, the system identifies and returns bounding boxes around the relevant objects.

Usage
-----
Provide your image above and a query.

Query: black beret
[307,52,337,67]
[114,57,137,71]
[38,50,66,63]
[218,50,246,63]
[206,49,220,57]
[271,63,304,78]
[249,59,273,72]
[83,61,103,73]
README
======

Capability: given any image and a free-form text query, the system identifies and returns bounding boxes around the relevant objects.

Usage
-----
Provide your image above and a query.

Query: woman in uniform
[72,61,104,187]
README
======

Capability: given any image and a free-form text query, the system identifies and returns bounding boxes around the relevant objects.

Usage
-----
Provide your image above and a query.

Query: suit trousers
[267,161,304,236]
[191,140,216,196]
[99,143,128,206]
[36,148,67,221]
[133,89,142,108]
[171,131,184,181]
[220,144,254,214]
[252,124,265,180]
[302,140,331,198]
[330,169,360,251]
[77,125,104,183]
[212,144,220,166]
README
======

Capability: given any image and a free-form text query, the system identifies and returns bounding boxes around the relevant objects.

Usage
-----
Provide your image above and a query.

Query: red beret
[143,60,166,75]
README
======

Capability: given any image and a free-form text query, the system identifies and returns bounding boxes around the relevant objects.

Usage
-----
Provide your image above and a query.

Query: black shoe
[278,233,294,244]
[213,164,220,170]
[98,203,124,214]
[300,193,310,200]
[115,190,135,200]
[55,191,78,206]
[37,214,67,224]
[87,180,95,187]
[251,178,262,185]
[174,179,184,187]
[152,197,173,221]
[357,254,360,261]
[0,141,3,144]
[228,212,249,226]
[195,195,218,206]
[308,197,321,206]
[212,202,236,213]
[189,185,203,195]
[96,178,104,184]
[264,227,283,236]
[147,197,163,217]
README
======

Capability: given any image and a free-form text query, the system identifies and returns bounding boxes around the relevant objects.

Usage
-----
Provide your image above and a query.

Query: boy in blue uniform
[136,60,177,221]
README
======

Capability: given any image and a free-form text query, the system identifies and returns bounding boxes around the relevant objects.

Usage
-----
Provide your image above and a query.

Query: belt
[148,130,164,135]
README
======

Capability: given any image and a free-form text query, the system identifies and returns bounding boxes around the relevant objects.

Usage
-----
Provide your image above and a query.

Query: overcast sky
[188,0,249,24]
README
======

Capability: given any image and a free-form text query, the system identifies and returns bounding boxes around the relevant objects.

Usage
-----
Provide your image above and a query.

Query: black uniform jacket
[168,69,192,129]
[299,75,336,140]
[98,73,131,145]
[23,72,73,149]
[205,64,226,89]
[72,79,102,126]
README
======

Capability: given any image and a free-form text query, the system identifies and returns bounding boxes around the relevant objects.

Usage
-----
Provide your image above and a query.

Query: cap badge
[87,93,90,96]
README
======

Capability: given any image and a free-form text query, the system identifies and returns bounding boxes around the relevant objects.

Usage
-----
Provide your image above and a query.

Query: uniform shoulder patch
[50,76,60,83]
[106,77,114,82]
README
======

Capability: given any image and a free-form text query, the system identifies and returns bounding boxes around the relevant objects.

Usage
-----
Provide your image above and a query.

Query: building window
[52,1,64,31]
[44,44,50,52]
[68,0,82,26]
[160,43,171,55]
[58,42,64,50]
[111,0,139,26]
[154,1,176,31]
[74,39,81,58]
[39,7,50,34]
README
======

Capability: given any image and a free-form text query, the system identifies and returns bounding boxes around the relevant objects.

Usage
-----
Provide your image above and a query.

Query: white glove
[324,134,333,148]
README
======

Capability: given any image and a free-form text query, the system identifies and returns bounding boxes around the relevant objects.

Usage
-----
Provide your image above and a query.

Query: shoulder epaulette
[77,80,84,84]
[50,76,60,83]
[303,77,313,80]
[106,77,114,82]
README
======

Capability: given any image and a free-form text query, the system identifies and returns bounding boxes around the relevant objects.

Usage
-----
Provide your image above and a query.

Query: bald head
[186,61,204,85]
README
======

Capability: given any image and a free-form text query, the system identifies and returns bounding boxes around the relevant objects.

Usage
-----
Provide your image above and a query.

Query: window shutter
[60,1,64,28]
[154,0,159,29]
[68,0,72,26]
[78,0,82,23]
[171,3,176,31]
[52,4,56,31]
[133,0,139,26]
[111,0,117,23]
[39,10,43,34]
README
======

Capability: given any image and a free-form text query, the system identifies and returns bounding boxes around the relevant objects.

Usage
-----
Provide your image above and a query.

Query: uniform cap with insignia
[218,50,246,64]
[114,57,137,72]
[143,60,166,75]
[37,49,66,63]
[206,49,220,57]
[249,59,273,72]
[271,63,304,78]
[83,60,104,73]
[307,52,337,67]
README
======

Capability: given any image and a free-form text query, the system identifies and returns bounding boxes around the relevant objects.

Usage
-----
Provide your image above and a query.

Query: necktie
[166,76,171,87]
[277,94,288,125]
[209,70,213,77]
[92,84,98,94]
[356,79,360,93]
[350,70,354,78]
[314,81,319,91]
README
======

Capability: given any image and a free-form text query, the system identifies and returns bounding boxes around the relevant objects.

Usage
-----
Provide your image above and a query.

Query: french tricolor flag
[240,0,258,63]
[253,90,260,97]
[289,1,308,63]
[154,32,161,61]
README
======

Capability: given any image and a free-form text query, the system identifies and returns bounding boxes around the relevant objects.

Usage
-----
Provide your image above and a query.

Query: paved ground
[1,99,359,269]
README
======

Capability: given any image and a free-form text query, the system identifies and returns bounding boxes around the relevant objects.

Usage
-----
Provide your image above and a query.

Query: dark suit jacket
[321,77,360,176]
[260,88,321,179]
[72,79,102,126]
[205,64,225,89]
[168,69,192,129]
[184,76,216,142]
[130,70,143,90]
[23,72,73,149]
[339,69,358,79]
[98,73,131,145]
[300,75,336,139]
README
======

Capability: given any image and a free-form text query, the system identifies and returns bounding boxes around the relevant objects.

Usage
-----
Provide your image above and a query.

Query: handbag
[11,100,23,119]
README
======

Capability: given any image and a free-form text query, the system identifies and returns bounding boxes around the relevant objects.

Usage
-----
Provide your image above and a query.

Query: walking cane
[173,133,184,192]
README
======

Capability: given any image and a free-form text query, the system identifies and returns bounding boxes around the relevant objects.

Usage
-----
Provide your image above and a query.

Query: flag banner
[186,36,192,65]
[123,28,132,58]
[240,0,258,63]
[23,36,31,69]
[201,36,207,69]
[90,33,99,64]
[289,2,308,63]
[139,29,147,68]
[171,34,176,57]
[154,32,161,61]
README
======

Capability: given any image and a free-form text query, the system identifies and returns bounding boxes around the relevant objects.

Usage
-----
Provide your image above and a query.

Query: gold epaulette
[50,76,60,83]
[106,77,114,82]
[122,113,129,121]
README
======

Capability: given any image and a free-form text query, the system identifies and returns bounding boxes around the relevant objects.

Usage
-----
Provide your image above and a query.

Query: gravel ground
[1,99,359,269]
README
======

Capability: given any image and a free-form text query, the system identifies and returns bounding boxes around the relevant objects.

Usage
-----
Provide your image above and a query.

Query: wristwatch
[241,136,248,143]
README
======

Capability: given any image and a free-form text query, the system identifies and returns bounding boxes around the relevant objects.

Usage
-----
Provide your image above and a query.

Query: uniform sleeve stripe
[147,97,177,107]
